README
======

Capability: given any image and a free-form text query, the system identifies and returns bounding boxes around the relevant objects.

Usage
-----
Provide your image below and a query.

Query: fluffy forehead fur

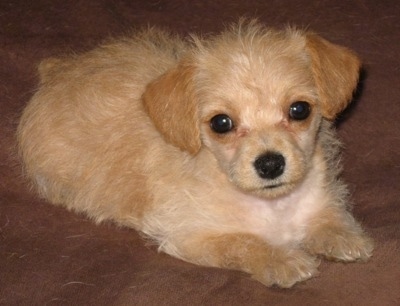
[194,25,317,106]
[195,29,316,120]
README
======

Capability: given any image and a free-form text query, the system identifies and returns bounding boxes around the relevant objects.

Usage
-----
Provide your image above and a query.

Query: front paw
[253,248,320,288]
[305,227,374,262]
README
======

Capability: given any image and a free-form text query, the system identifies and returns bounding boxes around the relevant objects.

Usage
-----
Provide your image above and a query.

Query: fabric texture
[1,1,399,305]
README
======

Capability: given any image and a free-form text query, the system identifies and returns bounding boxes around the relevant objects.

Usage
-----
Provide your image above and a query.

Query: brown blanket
[1,1,399,305]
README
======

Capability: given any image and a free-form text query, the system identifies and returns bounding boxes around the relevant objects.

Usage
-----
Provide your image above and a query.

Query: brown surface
[1,1,400,305]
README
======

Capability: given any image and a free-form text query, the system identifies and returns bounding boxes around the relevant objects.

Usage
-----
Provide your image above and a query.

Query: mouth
[263,183,284,189]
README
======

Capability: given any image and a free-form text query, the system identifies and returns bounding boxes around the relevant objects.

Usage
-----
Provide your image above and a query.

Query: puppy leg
[303,207,374,262]
[175,232,319,288]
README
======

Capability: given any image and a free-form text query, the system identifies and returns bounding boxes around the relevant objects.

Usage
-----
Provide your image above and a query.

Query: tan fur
[17,20,373,287]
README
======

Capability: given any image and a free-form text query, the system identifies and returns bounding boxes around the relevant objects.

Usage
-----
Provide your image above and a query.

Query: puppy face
[196,35,321,197]
[143,23,360,199]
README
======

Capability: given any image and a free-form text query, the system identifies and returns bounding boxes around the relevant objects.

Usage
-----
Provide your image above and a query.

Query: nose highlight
[254,152,285,180]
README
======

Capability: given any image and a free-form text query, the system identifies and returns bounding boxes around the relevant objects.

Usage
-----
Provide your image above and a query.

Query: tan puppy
[17,20,373,287]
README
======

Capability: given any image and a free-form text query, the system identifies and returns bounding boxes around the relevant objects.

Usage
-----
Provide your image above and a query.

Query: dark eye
[210,114,234,133]
[289,101,311,120]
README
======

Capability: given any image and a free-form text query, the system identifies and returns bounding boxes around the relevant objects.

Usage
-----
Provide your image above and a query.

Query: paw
[253,248,320,288]
[306,228,374,262]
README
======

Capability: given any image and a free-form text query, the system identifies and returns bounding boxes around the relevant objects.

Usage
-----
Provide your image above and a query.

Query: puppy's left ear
[306,34,361,120]
[142,62,201,155]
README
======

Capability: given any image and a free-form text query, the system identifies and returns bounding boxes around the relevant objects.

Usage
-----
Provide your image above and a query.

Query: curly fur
[17,20,373,288]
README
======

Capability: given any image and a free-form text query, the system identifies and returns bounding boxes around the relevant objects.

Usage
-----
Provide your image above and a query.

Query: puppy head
[143,21,361,198]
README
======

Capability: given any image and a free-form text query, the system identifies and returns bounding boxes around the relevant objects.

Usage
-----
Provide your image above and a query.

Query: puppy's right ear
[142,62,201,155]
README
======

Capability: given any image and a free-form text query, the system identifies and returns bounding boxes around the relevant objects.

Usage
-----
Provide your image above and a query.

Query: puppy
[17,20,373,287]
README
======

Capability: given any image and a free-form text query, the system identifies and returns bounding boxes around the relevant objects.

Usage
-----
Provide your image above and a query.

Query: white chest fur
[231,167,325,246]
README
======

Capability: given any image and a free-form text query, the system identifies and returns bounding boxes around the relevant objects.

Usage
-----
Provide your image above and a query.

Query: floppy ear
[142,62,201,155]
[306,34,361,120]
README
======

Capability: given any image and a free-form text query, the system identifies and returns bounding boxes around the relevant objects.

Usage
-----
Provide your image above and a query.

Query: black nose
[254,152,285,180]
